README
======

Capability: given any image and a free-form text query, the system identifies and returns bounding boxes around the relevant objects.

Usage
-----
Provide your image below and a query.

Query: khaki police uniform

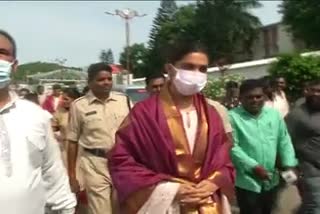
[67,91,130,214]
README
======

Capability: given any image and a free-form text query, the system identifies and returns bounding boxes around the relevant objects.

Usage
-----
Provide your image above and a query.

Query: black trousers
[236,187,279,214]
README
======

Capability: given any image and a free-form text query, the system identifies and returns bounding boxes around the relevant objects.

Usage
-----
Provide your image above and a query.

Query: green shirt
[229,106,297,193]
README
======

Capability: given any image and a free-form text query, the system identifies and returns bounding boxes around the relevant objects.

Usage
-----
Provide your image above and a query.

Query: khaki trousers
[80,152,114,214]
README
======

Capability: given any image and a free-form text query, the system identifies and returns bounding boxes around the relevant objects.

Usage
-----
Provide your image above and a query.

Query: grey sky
[0,1,282,67]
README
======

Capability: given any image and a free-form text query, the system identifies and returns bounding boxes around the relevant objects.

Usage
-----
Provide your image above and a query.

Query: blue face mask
[0,60,13,89]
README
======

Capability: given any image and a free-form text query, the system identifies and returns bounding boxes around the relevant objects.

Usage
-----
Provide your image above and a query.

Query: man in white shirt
[273,76,290,117]
[0,29,76,214]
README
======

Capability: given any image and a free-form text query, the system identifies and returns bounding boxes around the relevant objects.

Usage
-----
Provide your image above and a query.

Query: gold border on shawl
[159,85,221,214]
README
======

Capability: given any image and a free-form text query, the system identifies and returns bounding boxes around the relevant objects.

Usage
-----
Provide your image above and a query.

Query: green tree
[146,0,178,71]
[203,74,244,100]
[119,43,149,78]
[281,0,320,48]
[268,54,320,100]
[146,0,261,72]
[194,0,261,63]
[13,61,80,82]
[99,49,114,64]
[148,0,178,50]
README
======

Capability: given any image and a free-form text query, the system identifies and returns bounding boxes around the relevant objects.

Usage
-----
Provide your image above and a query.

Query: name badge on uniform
[85,111,97,116]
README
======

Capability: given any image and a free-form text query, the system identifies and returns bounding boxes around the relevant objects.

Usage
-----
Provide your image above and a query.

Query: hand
[69,176,80,193]
[284,167,299,177]
[192,180,219,199]
[176,183,196,200]
[253,165,270,180]
[176,183,201,206]
[181,180,219,205]
[281,168,299,184]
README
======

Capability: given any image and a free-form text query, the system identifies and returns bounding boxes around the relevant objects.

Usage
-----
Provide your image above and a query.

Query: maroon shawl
[108,91,234,212]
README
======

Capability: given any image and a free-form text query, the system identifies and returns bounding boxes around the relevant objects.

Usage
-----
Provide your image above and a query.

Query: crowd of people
[0,29,320,214]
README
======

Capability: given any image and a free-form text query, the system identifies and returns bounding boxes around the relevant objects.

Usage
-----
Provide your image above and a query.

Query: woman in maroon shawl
[108,41,235,214]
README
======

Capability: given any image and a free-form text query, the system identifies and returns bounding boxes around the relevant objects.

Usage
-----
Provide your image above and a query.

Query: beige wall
[250,23,305,60]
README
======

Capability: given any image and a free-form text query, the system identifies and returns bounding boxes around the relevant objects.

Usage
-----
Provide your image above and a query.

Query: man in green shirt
[229,79,298,214]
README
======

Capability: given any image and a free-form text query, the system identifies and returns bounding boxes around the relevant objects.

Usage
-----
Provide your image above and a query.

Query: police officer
[67,63,131,214]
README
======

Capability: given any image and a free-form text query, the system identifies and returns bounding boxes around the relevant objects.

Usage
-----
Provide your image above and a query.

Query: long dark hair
[166,40,209,64]
[24,92,39,105]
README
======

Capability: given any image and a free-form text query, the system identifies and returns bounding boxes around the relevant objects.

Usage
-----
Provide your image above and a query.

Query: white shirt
[273,91,290,118]
[0,95,76,214]
[265,91,290,118]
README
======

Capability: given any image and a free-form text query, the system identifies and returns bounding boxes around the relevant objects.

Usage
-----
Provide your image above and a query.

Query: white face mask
[172,67,207,96]
[0,60,13,89]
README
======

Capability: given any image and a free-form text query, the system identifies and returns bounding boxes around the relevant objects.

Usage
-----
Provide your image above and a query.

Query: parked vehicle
[112,84,148,104]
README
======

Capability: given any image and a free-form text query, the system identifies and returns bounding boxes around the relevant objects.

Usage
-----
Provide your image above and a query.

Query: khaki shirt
[67,91,130,150]
[52,107,69,143]
[206,99,232,133]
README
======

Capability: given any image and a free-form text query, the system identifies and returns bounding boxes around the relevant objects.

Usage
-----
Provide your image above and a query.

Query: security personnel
[67,63,131,214]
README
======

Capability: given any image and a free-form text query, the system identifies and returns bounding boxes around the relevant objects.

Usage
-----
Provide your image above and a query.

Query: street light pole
[125,18,130,73]
[105,9,146,85]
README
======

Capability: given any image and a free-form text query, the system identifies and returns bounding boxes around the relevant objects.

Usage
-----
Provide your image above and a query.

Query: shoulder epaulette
[73,96,86,103]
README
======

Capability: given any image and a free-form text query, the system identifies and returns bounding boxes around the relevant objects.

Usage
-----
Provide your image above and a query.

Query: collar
[86,90,117,104]
[0,91,18,114]
[238,106,267,119]
[275,90,286,98]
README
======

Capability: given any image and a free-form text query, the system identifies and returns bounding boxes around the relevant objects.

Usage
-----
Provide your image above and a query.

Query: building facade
[235,22,306,62]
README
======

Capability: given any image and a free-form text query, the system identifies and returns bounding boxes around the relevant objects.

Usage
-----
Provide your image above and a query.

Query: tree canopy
[146,0,179,71]
[268,54,320,100]
[281,0,320,49]
[139,0,261,78]
[99,49,115,64]
[194,0,261,63]
[13,61,81,82]
[119,43,149,78]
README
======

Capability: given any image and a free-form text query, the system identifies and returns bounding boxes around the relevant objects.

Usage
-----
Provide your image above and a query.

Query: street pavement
[231,185,301,214]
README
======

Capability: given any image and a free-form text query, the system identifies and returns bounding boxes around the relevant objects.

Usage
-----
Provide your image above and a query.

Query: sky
[0,1,282,67]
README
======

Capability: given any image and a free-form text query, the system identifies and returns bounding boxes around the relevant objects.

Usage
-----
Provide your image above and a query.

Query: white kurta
[0,95,76,214]
[271,91,290,118]
[138,110,197,214]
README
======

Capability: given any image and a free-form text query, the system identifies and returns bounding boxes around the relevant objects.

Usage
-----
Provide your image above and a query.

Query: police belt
[84,148,107,158]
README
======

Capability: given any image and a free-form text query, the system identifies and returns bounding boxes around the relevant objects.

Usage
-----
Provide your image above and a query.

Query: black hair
[275,75,286,80]
[24,92,39,105]
[52,84,61,90]
[260,76,271,88]
[239,79,264,96]
[166,40,209,64]
[225,81,239,89]
[63,87,81,100]
[259,76,274,100]
[0,30,17,58]
[145,72,165,85]
[82,85,89,95]
[19,88,30,93]
[36,85,44,90]
[87,62,112,82]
